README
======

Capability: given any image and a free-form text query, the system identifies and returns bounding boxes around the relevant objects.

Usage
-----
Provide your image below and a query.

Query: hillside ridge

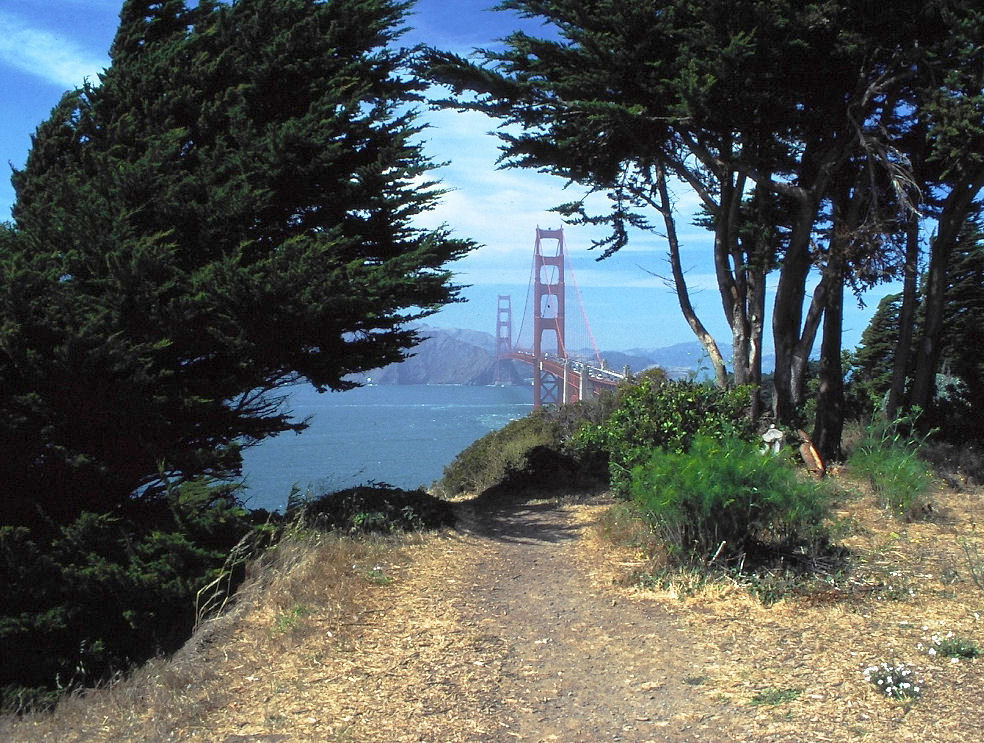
[351,325,746,385]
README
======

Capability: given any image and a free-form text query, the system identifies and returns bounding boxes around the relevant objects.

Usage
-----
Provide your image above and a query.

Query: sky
[0,0,892,355]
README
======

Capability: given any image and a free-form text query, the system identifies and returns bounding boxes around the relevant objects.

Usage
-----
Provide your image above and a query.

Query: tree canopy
[1,0,474,705]
[1,0,472,525]
[423,0,984,456]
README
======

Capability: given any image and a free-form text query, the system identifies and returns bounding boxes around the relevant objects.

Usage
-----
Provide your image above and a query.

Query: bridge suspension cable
[500,227,627,407]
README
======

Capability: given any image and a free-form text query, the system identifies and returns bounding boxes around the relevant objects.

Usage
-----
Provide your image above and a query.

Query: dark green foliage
[628,435,833,565]
[573,373,756,495]
[1,0,469,706]
[438,396,615,498]
[0,482,263,713]
[847,293,905,417]
[845,217,984,437]
[2,0,470,526]
[933,221,984,438]
[290,483,456,534]
[919,440,984,487]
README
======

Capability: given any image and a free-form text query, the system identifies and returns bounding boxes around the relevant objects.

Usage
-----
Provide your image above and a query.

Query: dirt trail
[283,495,743,743]
[441,496,739,742]
[56,494,751,743]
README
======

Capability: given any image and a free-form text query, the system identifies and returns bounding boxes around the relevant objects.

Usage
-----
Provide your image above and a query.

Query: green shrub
[293,483,455,533]
[0,480,263,713]
[628,435,832,566]
[438,397,613,497]
[438,409,560,496]
[848,417,933,519]
[574,373,756,495]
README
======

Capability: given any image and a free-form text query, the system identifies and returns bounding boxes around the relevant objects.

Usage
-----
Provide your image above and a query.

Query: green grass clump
[848,418,933,519]
[628,435,833,567]
[272,603,312,634]
[750,687,802,705]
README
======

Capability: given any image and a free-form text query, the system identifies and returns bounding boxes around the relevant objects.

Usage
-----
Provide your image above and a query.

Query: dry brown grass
[0,525,409,743]
[2,476,982,742]
[597,475,984,742]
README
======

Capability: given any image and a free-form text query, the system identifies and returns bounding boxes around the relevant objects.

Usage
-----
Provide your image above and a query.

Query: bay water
[239,384,533,512]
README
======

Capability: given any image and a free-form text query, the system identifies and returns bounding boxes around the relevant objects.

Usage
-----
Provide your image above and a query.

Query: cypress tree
[3,0,471,523]
[851,293,905,411]
[1,0,472,704]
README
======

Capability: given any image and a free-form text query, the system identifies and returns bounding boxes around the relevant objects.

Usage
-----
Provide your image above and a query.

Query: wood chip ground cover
[2,477,982,742]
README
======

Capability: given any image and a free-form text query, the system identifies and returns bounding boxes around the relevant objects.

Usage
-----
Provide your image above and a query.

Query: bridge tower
[494,295,512,384]
[533,227,566,407]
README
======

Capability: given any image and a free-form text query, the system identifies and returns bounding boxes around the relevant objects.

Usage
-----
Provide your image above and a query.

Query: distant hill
[351,326,772,385]
[624,343,776,376]
[350,326,526,386]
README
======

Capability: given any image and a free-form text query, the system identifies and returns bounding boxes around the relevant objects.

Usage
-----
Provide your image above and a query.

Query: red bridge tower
[494,295,512,384]
[533,227,566,407]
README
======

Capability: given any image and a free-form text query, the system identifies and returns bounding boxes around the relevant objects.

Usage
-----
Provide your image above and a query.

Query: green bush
[438,397,613,497]
[292,483,455,533]
[0,480,264,713]
[848,418,933,518]
[574,373,756,495]
[628,435,833,566]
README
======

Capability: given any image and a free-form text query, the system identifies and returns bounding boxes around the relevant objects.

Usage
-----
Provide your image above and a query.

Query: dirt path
[16,494,747,742]
[442,496,739,742]
[277,494,743,743]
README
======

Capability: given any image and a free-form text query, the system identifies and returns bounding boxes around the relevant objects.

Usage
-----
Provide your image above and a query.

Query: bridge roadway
[503,350,627,405]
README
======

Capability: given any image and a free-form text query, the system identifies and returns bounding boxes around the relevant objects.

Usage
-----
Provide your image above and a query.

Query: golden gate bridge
[494,227,629,408]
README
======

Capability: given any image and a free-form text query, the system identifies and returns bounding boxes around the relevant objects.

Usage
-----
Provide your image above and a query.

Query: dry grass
[597,475,984,742]
[3,476,983,742]
[0,525,408,743]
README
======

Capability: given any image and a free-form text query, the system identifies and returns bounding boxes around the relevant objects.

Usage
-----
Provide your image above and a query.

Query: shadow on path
[453,490,607,545]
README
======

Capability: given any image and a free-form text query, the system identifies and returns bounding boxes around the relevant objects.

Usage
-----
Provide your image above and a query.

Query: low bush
[437,396,613,498]
[848,417,933,519]
[0,480,264,713]
[919,439,984,488]
[292,483,455,533]
[917,631,981,659]
[628,435,833,566]
[573,373,757,495]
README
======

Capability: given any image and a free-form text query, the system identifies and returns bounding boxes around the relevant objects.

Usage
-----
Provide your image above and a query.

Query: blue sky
[0,0,891,354]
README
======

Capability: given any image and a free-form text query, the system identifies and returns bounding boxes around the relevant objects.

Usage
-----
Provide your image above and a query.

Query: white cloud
[417,108,716,277]
[0,10,107,89]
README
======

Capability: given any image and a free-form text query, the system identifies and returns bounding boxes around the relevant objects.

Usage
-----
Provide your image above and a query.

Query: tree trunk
[885,216,919,421]
[813,254,845,462]
[655,166,729,388]
[910,165,984,415]
[772,196,818,424]
[746,265,766,420]
[716,171,752,388]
